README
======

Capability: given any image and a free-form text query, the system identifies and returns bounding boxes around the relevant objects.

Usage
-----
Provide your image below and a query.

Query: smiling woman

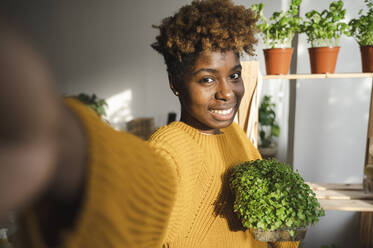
[148,0,299,247]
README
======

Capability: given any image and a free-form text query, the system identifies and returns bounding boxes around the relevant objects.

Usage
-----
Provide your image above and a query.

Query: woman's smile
[208,106,235,121]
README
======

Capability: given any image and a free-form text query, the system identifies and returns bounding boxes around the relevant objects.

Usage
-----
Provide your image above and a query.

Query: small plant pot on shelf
[253,227,307,242]
[360,46,373,73]
[308,47,340,74]
[258,146,277,159]
[263,48,293,75]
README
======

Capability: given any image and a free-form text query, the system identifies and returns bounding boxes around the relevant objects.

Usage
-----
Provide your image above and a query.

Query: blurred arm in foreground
[0,21,176,247]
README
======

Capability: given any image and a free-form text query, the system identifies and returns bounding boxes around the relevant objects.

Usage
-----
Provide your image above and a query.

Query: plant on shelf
[252,0,302,48]
[258,95,279,158]
[251,0,302,75]
[300,0,350,73]
[75,93,108,117]
[349,0,373,72]
[229,159,325,242]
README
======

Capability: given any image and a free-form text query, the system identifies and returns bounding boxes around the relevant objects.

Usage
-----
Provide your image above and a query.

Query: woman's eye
[230,72,241,80]
[200,77,214,84]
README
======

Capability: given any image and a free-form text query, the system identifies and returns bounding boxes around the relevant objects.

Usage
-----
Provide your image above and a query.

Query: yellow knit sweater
[148,121,299,248]
[19,99,177,248]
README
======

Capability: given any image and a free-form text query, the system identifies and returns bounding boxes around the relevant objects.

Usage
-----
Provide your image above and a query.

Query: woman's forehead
[193,50,240,71]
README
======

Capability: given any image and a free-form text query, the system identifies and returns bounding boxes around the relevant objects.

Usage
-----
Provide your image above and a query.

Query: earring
[175,91,179,96]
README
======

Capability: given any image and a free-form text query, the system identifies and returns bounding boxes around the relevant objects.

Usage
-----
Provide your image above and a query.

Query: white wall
[6,0,369,247]
[4,0,190,128]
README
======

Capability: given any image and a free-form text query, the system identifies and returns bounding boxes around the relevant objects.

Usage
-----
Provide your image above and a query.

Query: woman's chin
[208,118,235,130]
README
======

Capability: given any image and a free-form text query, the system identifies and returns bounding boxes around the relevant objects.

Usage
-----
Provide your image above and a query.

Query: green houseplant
[258,96,280,158]
[75,93,108,117]
[251,0,302,75]
[300,0,350,73]
[349,0,373,72]
[229,159,325,242]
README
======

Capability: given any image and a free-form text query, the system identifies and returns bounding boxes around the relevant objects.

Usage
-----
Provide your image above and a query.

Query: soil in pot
[253,227,307,242]
[360,46,373,73]
[308,47,340,74]
[263,48,293,75]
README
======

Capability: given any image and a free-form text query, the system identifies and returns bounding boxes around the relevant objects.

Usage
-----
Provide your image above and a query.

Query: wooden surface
[307,182,373,212]
[238,61,259,146]
[263,72,373,80]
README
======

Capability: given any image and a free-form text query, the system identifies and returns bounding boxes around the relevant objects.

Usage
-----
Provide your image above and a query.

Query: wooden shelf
[307,182,373,212]
[263,72,373,80]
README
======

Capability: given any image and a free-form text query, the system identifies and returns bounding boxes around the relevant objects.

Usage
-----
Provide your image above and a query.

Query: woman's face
[174,50,244,134]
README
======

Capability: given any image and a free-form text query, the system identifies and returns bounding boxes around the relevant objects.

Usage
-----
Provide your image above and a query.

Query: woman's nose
[215,81,233,101]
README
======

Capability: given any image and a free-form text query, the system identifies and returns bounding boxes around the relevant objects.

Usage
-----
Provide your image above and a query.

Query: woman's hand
[0,21,86,222]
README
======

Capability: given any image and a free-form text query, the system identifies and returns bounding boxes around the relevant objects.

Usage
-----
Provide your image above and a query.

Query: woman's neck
[179,112,221,135]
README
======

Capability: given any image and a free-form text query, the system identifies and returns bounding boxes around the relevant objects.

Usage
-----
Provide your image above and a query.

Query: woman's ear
[168,74,180,96]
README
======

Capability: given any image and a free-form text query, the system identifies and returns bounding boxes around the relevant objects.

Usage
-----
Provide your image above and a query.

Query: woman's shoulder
[223,122,261,157]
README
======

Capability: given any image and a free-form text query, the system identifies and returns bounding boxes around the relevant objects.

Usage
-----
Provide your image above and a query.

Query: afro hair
[151,0,258,80]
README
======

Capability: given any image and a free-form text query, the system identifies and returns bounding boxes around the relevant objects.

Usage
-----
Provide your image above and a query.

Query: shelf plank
[306,182,363,191]
[263,72,373,80]
[315,190,373,200]
[306,182,373,212]
[318,199,373,212]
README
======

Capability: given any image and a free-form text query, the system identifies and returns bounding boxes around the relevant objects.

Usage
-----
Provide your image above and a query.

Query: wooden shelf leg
[360,212,373,248]
[360,79,373,248]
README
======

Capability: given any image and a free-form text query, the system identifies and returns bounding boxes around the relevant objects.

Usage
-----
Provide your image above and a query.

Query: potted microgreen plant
[75,93,108,118]
[349,0,373,72]
[251,0,302,75]
[300,0,350,74]
[229,159,325,242]
[258,96,280,159]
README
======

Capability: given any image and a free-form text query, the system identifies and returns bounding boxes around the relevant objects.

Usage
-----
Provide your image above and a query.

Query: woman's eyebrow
[193,64,242,76]
[231,64,242,72]
[193,68,218,75]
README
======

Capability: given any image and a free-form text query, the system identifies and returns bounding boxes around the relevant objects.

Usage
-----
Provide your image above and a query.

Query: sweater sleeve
[18,98,177,248]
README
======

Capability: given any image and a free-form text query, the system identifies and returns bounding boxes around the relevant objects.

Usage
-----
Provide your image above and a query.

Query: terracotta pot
[258,147,277,159]
[253,227,307,242]
[263,48,293,75]
[360,46,373,72]
[308,47,340,74]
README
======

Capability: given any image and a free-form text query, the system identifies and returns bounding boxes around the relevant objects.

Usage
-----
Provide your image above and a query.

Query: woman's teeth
[210,108,233,115]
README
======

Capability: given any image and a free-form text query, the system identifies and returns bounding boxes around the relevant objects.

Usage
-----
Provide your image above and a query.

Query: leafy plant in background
[229,159,325,236]
[75,93,108,117]
[259,96,280,148]
[300,0,350,47]
[251,0,302,48]
[349,0,373,46]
